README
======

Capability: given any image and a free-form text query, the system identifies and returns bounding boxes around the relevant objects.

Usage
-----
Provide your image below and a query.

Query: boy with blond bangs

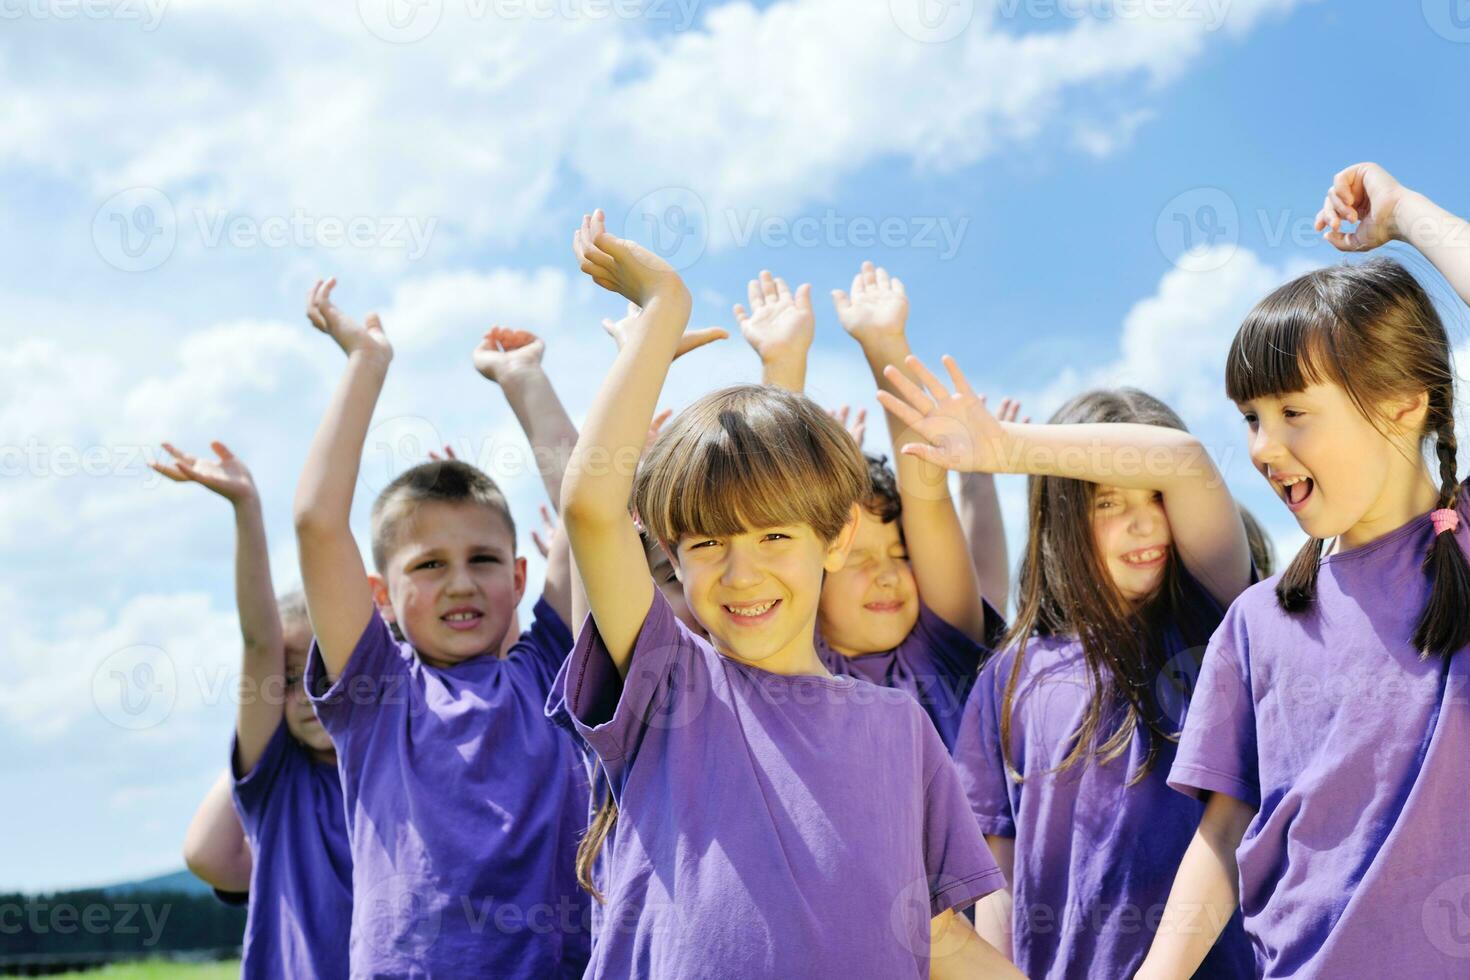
[293,278,590,977]
[559,211,1021,978]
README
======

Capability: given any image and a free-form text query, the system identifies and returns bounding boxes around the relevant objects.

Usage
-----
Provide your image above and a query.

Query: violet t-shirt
[230,721,353,980]
[1171,487,1470,978]
[816,600,1005,752]
[955,569,1253,980]
[306,597,591,979]
[565,589,1005,979]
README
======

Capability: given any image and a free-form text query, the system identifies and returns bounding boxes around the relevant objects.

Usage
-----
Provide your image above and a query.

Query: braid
[1414,414,1470,659]
[1434,416,1460,509]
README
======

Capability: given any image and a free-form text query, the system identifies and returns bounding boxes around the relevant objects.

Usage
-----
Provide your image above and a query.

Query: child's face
[1090,485,1172,604]
[817,506,919,656]
[673,509,857,668]
[282,621,335,761]
[1239,382,1421,543]
[372,500,527,668]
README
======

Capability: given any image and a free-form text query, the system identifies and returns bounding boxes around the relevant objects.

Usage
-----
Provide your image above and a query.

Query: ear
[823,503,862,573]
[367,572,395,623]
[1389,389,1430,434]
[512,555,528,604]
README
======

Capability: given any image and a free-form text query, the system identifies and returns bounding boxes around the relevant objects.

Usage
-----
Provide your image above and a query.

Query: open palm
[473,326,545,382]
[875,355,1010,473]
[832,261,908,346]
[150,441,257,504]
[733,271,813,360]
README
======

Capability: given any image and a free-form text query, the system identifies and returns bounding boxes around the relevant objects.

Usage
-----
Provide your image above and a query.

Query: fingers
[794,282,812,310]
[876,387,928,431]
[898,442,946,467]
[148,460,188,482]
[831,289,851,315]
[530,530,550,559]
[760,270,779,303]
[890,276,905,296]
[874,265,890,290]
[904,354,953,403]
[774,276,792,303]
[747,274,763,310]
[940,354,976,398]
[732,303,749,327]
[831,405,850,425]
[861,260,877,289]
[209,440,235,462]
[676,327,729,355]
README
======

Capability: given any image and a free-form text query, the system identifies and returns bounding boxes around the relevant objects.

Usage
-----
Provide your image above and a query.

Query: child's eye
[1282,409,1304,419]
[414,559,443,571]
[1241,412,1258,426]
[762,532,790,542]
[689,539,719,550]
[470,554,501,564]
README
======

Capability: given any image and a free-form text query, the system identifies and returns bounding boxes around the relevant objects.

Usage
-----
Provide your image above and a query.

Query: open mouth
[1278,475,1315,512]
[1120,545,1168,568]
[722,598,781,626]
[441,608,485,632]
[863,599,907,614]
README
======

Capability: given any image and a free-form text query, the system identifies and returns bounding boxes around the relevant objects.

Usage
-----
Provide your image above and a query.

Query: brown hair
[1225,258,1469,658]
[369,459,516,574]
[1238,505,1275,578]
[577,385,867,900]
[1001,388,1224,786]
[862,453,902,524]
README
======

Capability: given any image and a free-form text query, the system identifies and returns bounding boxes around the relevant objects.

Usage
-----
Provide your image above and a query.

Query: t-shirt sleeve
[952,655,1017,839]
[919,718,1007,916]
[510,597,575,696]
[230,719,292,831]
[303,607,410,750]
[565,588,697,796]
[1168,602,1260,807]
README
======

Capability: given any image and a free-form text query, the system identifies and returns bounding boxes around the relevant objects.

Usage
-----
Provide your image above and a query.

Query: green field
[55,961,240,979]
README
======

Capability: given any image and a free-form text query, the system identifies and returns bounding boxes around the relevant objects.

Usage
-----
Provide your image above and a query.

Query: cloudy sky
[3,0,1467,891]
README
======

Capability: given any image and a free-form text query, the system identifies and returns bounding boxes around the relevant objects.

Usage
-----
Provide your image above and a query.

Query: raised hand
[1315,162,1409,252]
[427,445,458,461]
[645,408,673,455]
[832,260,909,348]
[473,326,546,384]
[875,355,1012,474]
[150,441,258,505]
[829,405,868,449]
[994,398,1030,425]
[733,271,814,363]
[530,504,557,559]
[305,277,391,359]
[573,208,691,311]
[601,301,727,360]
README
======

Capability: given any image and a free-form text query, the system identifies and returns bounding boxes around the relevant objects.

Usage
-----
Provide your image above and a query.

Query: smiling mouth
[1120,546,1168,567]
[864,599,906,613]
[441,610,484,632]
[722,599,781,624]
[1278,475,1315,511]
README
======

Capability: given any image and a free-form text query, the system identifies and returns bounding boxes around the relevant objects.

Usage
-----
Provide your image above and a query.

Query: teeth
[1279,476,1307,487]
[1126,548,1164,563]
[444,612,478,621]
[726,600,776,617]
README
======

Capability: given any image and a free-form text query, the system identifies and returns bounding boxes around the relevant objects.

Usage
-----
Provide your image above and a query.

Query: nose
[1249,421,1284,473]
[445,561,476,596]
[874,557,900,587]
[720,544,763,591]
[1129,500,1161,537]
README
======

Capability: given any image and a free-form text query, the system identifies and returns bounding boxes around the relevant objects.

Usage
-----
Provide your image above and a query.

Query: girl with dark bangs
[879,364,1256,978]
[1141,164,1470,978]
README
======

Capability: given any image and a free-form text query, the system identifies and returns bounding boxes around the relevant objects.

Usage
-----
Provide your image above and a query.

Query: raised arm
[561,210,692,674]
[959,399,1025,614]
[472,326,580,511]
[834,262,989,642]
[879,355,1253,609]
[1135,792,1255,979]
[293,278,392,682]
[733,270,814,393]
[181,770,252,894]
[150,441,284,772]
[1317,162,1470,305]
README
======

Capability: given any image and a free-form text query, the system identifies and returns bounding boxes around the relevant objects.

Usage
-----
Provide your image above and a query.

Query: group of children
[173,161,1470,978]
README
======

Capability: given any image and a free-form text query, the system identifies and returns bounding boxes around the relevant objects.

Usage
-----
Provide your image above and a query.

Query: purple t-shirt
[955,570,1253,980]
[1171,487,1470,978]
[230,721,353,980]
[816,600,1004,752]
[565,589,1004,979]
[306,597,591,979]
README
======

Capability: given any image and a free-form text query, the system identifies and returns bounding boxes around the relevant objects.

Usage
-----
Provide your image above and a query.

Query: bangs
[1225,274,1343,405]
[634,386,866,549]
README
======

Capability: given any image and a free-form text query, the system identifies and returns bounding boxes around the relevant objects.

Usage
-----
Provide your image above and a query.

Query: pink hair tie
[1430,508,1460,537]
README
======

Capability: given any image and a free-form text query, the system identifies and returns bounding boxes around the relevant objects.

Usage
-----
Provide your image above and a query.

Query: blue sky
[3,0,1467,891]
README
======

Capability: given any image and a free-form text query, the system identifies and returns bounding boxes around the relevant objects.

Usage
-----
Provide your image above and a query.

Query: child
[162,442,351,980]
[559,210,1019,978]
[1139,163,1470,978]
[293,280,589,977]
[732,264,1007,751]
[879,366,1256,977]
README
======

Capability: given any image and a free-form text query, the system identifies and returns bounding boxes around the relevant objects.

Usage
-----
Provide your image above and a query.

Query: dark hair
[1001,388,1223,786]
[1238,505,1275,578]
[369,459,516,574]
[863,452,901,524]
[1225,257,1468,658]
